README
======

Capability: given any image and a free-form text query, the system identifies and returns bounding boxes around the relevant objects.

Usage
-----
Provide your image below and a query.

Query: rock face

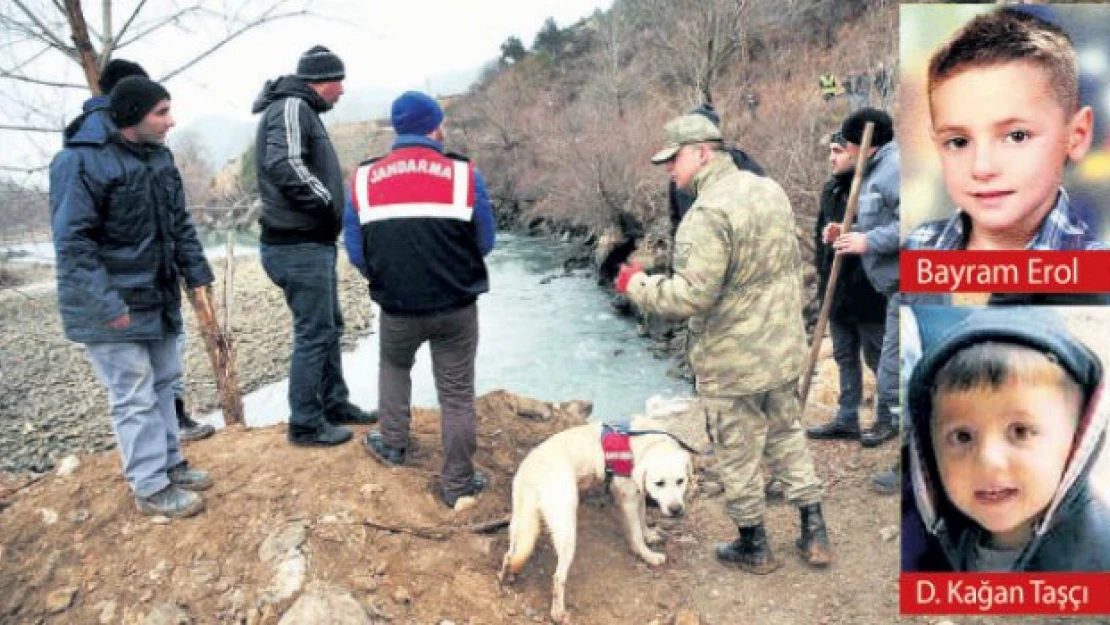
[277,583,372,625]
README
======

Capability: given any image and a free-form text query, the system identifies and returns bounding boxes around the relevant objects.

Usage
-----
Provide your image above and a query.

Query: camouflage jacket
[627,154,807,396]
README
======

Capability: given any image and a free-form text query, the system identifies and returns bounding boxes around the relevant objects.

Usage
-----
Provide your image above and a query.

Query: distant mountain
[172,115,255,169]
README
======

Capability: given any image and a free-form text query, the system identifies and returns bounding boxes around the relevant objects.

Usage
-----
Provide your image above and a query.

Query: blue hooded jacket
[50,99,213,343]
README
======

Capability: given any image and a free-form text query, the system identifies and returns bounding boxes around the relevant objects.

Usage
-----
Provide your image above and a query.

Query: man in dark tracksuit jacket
[806,132,887,441]
[345,91,496,509]
[253,45,375,447]
[50,76,214,518]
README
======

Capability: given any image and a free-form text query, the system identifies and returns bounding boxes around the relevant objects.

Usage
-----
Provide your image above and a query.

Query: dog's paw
[641,550,667,567]
[643,527,665,545]
[550,606,569,624]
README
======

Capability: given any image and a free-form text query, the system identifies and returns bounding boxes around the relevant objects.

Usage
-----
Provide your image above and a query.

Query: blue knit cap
[391,91,443,136]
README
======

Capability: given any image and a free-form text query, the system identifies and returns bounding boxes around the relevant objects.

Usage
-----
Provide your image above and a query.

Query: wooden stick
[187,285,245,426]
[798,122,875,409]
[358,515,510,541]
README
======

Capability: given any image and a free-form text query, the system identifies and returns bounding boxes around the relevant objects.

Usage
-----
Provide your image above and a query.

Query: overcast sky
[1,0,613,174]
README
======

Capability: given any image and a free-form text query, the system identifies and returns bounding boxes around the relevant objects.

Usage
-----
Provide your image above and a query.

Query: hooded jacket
[853,141,900,295]
[49,105,213,344]
[251,76,344,244]
[905,308,1110,572]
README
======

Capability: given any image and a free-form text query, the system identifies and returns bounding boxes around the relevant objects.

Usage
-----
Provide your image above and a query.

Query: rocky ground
[0,258,373,473]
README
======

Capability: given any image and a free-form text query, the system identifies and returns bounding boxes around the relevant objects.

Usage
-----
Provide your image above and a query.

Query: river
[201,233,693,428]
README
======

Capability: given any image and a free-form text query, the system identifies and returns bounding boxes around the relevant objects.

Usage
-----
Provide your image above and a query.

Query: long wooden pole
[187,285,244,426]
[798,122,875,408]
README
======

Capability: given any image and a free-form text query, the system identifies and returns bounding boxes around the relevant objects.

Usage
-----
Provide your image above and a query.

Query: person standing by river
[253,45,377,448]
[50,76,215,518]
[345,91,496,510]
[617,113,832,573]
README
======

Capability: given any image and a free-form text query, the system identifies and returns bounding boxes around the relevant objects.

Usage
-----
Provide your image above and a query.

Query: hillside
[447,0,897,286]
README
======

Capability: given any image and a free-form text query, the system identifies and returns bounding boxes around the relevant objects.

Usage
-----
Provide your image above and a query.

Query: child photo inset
[901,306,1110,574]
[900,4,1110,251]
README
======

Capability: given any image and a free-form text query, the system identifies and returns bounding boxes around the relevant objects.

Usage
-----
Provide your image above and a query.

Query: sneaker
[439,471,488,509]
[136,484,205,518]
[175,397,215,442]
[363,430,405,466]
[288,421,353,447]
[168,461,213,491]
[326,402,378,426]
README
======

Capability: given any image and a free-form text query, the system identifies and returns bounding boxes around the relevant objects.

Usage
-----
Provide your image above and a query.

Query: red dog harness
[601,424,634,479]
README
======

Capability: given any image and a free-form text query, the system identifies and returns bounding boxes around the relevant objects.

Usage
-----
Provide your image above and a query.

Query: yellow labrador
[498,416,693,624]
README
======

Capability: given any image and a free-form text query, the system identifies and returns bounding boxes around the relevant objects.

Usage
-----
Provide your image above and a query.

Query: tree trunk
[187,286,245,426]
[63,0,102,94]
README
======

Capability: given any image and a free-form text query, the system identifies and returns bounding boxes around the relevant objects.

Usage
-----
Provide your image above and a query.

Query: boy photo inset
[900,5,1110,251]
[903,307,1110,572]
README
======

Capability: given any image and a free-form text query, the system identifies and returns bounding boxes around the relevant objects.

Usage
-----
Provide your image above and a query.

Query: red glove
[616,261,644,294]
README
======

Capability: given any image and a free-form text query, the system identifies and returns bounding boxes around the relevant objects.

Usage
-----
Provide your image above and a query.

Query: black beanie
[109,76,170,128]
[841,107,894,148]
[98,59,148,94]
[296,45,345,82]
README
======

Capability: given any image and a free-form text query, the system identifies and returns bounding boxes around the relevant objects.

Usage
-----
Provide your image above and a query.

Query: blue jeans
[260,242,350,430]
[86,336,183,497]
[173,331,187,398]
[876,293,901,427]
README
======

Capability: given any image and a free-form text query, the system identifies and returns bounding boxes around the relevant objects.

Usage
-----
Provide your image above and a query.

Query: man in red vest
[343,91,496,509]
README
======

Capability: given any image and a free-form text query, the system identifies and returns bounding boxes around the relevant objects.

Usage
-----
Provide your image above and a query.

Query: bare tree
[623,0,751,105]
[0,0,320,171]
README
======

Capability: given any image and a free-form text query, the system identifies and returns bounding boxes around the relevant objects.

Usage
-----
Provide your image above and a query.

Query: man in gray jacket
[253,45,376,447]
[828,108,900,448]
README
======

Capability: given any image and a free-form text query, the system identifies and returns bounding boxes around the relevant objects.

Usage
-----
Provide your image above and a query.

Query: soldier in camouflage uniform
[616,114,832,573]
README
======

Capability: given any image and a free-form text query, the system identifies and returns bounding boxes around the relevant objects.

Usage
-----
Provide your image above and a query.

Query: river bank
[0,258,373,473]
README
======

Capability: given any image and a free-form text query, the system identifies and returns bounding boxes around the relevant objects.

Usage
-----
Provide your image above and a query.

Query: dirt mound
[0,387,897,625]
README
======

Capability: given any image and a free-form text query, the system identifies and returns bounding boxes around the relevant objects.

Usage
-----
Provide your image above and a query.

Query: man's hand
[106,313,131,329]
[834,232,868,255]
[822,223,842,244]
[616,261,645,294]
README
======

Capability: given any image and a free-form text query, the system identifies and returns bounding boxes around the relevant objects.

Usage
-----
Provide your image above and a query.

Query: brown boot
[796,503,832,567]
[715,524,781,574]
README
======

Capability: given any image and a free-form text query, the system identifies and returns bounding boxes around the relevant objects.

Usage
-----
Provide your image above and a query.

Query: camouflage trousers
[701,379,823,527]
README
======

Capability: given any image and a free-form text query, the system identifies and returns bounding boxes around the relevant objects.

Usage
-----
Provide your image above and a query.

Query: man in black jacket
[806,132,888,441]
[253,45,375,447]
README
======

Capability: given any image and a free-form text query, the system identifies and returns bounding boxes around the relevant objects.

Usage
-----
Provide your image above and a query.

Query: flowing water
[222,233,693,427]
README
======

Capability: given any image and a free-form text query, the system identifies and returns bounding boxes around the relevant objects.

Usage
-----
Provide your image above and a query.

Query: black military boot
[175,397,215,443]
[796,503,832,567]
[715,524,781,574]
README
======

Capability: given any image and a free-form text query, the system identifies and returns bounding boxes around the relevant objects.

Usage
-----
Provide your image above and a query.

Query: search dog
[498,415,694,624]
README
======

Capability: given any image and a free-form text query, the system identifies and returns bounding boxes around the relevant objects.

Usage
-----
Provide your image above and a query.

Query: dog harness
[601,424,634,479]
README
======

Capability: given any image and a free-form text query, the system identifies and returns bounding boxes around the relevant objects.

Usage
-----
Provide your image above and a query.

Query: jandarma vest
[350,145,489,315]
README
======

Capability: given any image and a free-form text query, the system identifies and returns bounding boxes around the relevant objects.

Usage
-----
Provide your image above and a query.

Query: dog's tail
[503,487,542,576]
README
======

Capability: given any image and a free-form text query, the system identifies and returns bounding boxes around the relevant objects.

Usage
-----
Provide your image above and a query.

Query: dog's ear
[632,461,648,494]
[684,456,696,497]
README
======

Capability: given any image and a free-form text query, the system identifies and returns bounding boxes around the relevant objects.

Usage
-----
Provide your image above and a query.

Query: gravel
[0,256,373,473]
